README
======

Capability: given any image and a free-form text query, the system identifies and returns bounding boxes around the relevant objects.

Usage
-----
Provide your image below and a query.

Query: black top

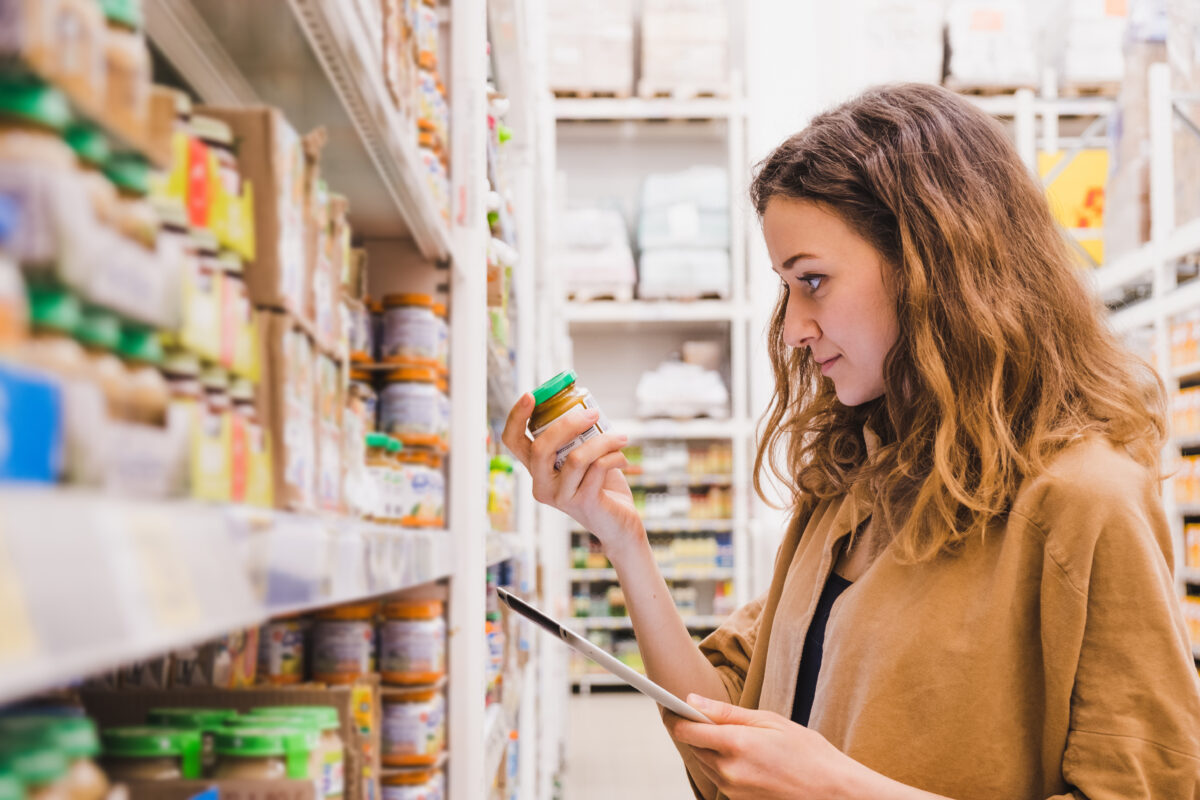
[791,571,853,726]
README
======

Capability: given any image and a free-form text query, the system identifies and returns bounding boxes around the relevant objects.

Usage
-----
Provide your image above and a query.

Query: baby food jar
[379,600,446,685]
[311,602,377,684]
[381,294,437,366]
[100,0,151,146]
[434,377,450,447]
[100,727,202,781]
[211,727,312,782]
[528,370,612,470]
[0,737,67,800]
[258,617,308,686]
[380,366,439,446]
[350,369,378,433]
[431,302,448,375]
[145,709,236,777]
[381,689,445,767]
[245,708,343,800]
[118,324,168,426]
[74,307,130,422]
[0,716,105,800]
[364,433,393,522]
[381,770,439,800]
[347,299,374,364]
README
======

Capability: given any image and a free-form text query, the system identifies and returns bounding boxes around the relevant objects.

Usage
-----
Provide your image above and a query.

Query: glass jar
[365,433,394,523]
[350,369,378,433]
[380,366,439,447]
[0,716,104,800]
[379,600,446,685]
[64,123,118,231]
[381,689,444,767]
[211,727,312,782]
[434,376,450,448]
[145,709,236,778]
[381,770,438,800]
[347,298,373,364]
[100,1,151,146]
[381,293,437,366]
[431,302,448,375]
[244,708,343,800]
[117,323,168,426]
[257,617,308,686]
[74,307,129,422]
[100,726,202,781]
[528,370,611,470]
[0,737,68,800]
[311,602,377,684]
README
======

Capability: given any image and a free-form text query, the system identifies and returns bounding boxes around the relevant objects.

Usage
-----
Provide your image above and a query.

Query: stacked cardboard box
[945,0,1039,90]
[639,0,730,98]
[546,1,634,96]
[859,0,946,86]
[1053,0,1128,87]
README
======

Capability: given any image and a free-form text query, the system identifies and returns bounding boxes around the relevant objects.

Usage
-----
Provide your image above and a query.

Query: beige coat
[677,437,1200,799]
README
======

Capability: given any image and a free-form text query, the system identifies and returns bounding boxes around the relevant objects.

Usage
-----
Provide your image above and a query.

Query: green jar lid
[101,0,143,30]
[101,727,202,778]
[489,456,514,473]
[532,370,577,406]
[104,153,151,196]
[246,706,339,731]
[64,124,111,169]
[366,432,390,449]
[147,708,237,731]
[2,716,101,759]
[222,718,318,747]
[213,727,312,779]
[0,738,69,786]
[386,437,402,453]
[75,308,121,351]
[0,77,71,132]
[117,324,163,365]
[0,769,21,800]
[28,286,81,333]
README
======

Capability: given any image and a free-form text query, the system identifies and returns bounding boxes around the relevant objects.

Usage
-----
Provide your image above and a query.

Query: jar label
[382,696,445,757]
[312,621,373,677]
[380,383,438,437]
[324,748,345,798]
[259,621,305,680]
[529,394,611,470]
[379,619,446,675]
[382,307,438,362]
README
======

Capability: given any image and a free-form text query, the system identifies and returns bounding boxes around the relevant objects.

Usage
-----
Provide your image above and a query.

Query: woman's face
[762,196,900,407]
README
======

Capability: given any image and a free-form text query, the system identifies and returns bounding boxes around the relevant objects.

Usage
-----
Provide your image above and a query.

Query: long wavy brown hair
[751,83,1166,563]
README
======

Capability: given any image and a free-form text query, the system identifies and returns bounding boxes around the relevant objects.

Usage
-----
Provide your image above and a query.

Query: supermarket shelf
[614,418,746,440]
[1092,247,1156,295]
[570,567,734,582]
[554,97,741,121]
[483,703,512,783]
[146,0,453,254]
[574,518,735,534]
[569,615,725,631]
[565,301,745,324]
[1107,220,1200,333]
[0,488,453,706]
[624,473,734,488]
[486,532,527,567]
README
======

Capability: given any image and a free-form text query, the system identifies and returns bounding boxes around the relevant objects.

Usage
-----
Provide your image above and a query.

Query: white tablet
[496,587,713,724]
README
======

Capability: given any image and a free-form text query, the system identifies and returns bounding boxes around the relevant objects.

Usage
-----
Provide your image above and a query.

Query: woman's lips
[819,356,840,375]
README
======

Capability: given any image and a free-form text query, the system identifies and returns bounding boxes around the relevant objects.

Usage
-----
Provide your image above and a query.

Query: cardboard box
[639,0,730,97]
[81,678,381,800]
[200,107,310,323]
[546,0,634,95]
[945,0,1039,89]
[258,311,317,511]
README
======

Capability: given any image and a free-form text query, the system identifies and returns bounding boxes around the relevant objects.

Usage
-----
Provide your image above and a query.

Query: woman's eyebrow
[780,252,818,271]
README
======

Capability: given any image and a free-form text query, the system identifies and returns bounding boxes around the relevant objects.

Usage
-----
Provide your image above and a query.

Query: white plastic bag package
[556,208,636,302]
[637,248,730,301]
[638,167,729,250]
[636,360,729,420]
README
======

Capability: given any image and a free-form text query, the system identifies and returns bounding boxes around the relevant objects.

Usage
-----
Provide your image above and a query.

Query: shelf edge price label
[125,507,203,633]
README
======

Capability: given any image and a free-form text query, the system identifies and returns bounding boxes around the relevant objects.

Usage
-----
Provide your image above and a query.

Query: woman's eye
[799,275,824,292]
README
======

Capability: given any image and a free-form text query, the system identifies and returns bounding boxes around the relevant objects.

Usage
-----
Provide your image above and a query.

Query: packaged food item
[100,727,202,781]
[528,370,611,470]
[379,366,440,447]
[0,735,69,800]
[311,602,377,684]
[211,726,313,782]
[381,293,437,366]
[74,307,128,422]
[379,600,446,685]
[2,0,107,112]
[434,376,449,447]
[315,354,344,512]
[380,689,444,767]
[488,456,515,532]
[117,324,167,426]
[347,299,373,363]
[381,770,439,800]
[349,369,377,432]
[170,627,257,687]
[100,0,151,147]
[415,0,438,69]
[0,716,105,800]
[221,252,260,380]
[257,617,307,685]
[244,707,343,800]
[231,377,273,508]
[145,709,236,777]
[260,311,317,510]
[431,302,448,375]
[199,107,309,321]
[191,366,232,502]
[365,433,395,522]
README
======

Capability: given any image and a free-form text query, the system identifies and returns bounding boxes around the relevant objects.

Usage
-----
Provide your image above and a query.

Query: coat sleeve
[1029,460,1200,800]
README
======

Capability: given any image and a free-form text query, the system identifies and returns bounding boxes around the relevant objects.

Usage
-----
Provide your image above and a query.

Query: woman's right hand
[501,393,645,555]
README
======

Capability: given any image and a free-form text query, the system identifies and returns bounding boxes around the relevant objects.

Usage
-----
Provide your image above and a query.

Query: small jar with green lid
[74,307,129,422]
[244,708,343,800]
[0,735,69,800]
[528,370,611,470]
[146,709,236,777]
[0,716,106,800]
[100,726,201,782]
[24,286,86,377]
[0,766,21,800]
[117,323,168,426]
[212,725,314,784]
[0,76,74,166]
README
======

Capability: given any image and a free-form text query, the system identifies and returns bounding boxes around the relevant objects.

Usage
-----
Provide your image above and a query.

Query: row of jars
[348,294,448,377]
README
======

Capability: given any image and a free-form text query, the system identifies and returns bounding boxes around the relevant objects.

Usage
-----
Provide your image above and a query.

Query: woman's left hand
[663,694,866,800]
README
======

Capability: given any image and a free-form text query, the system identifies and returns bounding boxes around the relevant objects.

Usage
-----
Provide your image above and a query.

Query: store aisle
[565,691,695,800]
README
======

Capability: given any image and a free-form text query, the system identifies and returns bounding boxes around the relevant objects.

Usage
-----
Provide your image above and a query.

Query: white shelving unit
[0,3,549,800]
[570,567,734,582]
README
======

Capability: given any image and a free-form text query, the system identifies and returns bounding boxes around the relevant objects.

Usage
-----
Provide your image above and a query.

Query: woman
[502,83,1200,799]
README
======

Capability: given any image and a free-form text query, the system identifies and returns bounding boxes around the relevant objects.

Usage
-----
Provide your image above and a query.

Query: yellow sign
[1039,149,1108,266]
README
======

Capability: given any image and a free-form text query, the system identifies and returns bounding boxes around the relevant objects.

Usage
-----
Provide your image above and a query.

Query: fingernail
[585,409,600,421]
[617,435,629,445]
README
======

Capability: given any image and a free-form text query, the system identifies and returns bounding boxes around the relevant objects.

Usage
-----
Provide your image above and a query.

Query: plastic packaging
[379,600,446,685]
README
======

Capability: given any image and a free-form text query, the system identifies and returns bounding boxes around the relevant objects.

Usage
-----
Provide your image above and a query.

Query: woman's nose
[782,305,819,350]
